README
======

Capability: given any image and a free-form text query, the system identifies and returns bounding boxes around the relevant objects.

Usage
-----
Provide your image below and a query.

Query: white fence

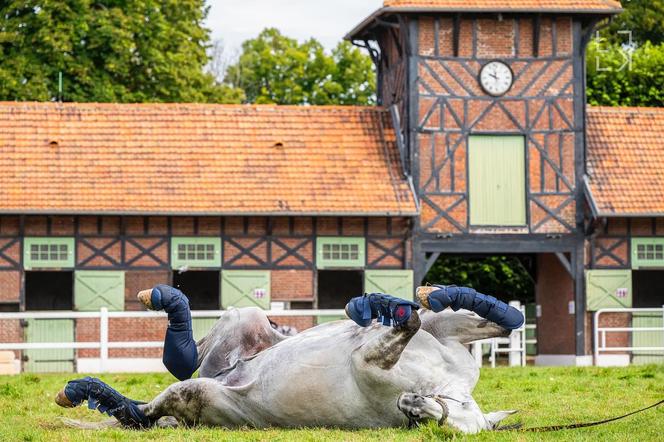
[0,306,533,373]
[470,301,535,368]
[593,307,664,365]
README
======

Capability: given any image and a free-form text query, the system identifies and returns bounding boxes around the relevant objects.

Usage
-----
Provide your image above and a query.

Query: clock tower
[348,1,622,364]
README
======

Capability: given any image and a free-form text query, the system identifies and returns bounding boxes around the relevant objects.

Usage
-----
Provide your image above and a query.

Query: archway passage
[424,254,535,305]
[172,271,220,310]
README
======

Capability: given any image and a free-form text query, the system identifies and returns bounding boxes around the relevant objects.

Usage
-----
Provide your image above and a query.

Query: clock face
[479,61,513,96]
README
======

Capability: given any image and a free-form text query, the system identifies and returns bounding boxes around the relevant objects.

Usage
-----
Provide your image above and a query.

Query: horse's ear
[484,410,518,429]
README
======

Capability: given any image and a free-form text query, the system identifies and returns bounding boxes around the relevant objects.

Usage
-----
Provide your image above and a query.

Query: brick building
[1,0,662,370]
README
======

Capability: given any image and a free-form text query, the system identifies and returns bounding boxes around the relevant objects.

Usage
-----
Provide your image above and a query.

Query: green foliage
[587,40,664,107]
[0,0,243,103]
[603,0,664,45]
[424,256,534,302]
[224,28,375,105]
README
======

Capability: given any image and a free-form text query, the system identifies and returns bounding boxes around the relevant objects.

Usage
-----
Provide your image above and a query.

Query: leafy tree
[224,28,375,105]
[603,0,664,45]
[0,0,243,103]
[587,40,664,107]
[424,256,535,303]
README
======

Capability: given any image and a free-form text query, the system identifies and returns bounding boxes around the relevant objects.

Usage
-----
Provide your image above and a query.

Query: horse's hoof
[415,286,435,310]
[137,289,153,310]
[55,388,75,408]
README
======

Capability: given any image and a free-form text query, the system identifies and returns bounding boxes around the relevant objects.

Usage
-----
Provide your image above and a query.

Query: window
[171,237,221,269]
[316,237,365,269]
[322,242,360,261]
[23,238,75,269]
[468,135,526,226]
[632,238,664,269]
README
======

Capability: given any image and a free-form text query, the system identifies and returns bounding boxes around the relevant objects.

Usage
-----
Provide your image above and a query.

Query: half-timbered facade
[1,0,663,371]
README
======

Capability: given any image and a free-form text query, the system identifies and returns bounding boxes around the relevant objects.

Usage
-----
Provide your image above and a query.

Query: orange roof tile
[382,0,622,13]
[0,102,416,216]
[586,106,664,217]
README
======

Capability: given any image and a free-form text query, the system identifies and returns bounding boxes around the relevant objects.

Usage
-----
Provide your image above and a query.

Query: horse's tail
[60,416,179,430]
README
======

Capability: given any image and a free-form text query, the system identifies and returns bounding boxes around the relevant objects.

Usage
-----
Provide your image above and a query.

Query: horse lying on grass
[55,284,524,433]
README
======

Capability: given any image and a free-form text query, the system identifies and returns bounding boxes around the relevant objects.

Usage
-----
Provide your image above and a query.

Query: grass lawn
[0,365,662,441]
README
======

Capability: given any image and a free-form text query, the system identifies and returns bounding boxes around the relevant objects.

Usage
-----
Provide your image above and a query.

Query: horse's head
[441,395,517,433]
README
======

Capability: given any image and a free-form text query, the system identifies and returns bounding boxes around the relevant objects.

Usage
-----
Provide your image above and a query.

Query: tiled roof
[382,0,622,12]
[347,1,621,39]
[0,102,416,216]
[586,106,664,217]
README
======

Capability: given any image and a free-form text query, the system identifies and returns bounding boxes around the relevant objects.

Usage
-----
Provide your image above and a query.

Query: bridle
[408,395,664,433]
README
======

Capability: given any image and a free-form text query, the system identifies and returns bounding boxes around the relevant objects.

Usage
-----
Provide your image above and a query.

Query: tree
[603,0,664,45]
[0,0,243,103]
[224,28,375,105]
[587,40,664,107]
[425,256,535,303]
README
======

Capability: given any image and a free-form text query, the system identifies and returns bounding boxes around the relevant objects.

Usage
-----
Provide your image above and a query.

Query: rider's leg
[138,284,198,381]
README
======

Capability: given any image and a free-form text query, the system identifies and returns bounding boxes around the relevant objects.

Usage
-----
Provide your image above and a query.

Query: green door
[24,319,74,373]
[74,271,125,311]
[192,318,219,341]
[469,135,526,226]
[221,270,271,309]
[586,269,632,311]
[632,312,664,364]
[364,270,414,299]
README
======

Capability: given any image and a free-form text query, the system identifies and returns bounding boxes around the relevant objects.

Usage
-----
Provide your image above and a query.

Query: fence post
[508,301,522,367]
[472,342,483,367]
[100,307,109,373]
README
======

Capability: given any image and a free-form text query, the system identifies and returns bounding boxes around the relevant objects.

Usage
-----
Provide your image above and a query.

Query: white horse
[56,286,519,433]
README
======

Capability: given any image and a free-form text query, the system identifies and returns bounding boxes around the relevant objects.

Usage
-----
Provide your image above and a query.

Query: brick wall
[271,270,313,301]
[0,271,19,303]
[0,319,21,358]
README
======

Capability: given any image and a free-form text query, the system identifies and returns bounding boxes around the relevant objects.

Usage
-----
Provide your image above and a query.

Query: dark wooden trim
[533,15,541,57]
[452,14,460,57]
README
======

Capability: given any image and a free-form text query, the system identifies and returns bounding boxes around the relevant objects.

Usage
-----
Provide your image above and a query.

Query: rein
[497,398,664,432]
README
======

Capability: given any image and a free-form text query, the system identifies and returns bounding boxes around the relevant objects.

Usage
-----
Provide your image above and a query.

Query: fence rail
[0,305,533,373]
[593,306,664,364]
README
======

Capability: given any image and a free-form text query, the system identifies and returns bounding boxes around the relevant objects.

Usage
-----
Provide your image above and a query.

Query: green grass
[0,365,662,441]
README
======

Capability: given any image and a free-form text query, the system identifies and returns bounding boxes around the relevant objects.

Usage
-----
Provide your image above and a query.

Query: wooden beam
[533,15,541,57]
[555,252,573,278]
[453,14,461,57]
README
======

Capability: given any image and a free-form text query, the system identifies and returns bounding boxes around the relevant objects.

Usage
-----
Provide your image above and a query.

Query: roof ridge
[588,105,664,114]
[0,101,384,112]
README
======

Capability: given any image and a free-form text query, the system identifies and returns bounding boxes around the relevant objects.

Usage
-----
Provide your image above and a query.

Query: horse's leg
[416,285,524,331]
[138,378,235,427]
[137,284,198,381]
[55,377,234,428]
[419,309,510,344]
[353,309,422,371]
[138,285,285,380]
